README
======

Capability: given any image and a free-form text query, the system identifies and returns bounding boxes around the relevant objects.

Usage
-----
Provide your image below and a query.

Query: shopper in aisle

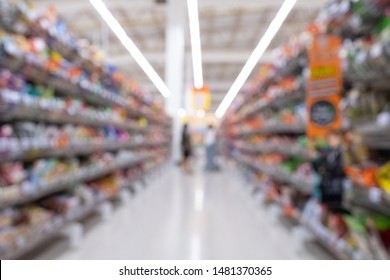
[181,123,193,173]
[310,131,346,210]
[204,124,219,171]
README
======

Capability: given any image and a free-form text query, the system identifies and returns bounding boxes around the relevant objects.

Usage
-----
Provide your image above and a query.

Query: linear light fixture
[187,0,203,89]
[89,0,171,98]
[215,0,297,118]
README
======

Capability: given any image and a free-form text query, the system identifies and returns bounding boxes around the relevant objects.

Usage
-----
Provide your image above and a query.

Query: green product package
[281,157,303,172]
[297,136,307,147]
[375,16,390,36]
[351,0,382,23]
[371,214,390,231]
[346,213,390,232]
[345,215,367,233]
[40,86,55,98]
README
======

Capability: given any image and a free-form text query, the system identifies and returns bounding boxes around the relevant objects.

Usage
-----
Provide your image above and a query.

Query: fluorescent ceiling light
[187,0,203,89]
[89,0,171,98]
[215,0,297,118]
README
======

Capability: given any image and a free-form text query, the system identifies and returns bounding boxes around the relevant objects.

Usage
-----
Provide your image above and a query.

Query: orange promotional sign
[307,35,343,138]
[192,85,211,111]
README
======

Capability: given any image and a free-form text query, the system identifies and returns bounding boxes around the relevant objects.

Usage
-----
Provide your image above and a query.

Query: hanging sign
[307,35,343,138]
[192,85,211,111]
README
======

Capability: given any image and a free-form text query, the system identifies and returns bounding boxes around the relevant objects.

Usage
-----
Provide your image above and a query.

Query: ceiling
[33,0,329,113]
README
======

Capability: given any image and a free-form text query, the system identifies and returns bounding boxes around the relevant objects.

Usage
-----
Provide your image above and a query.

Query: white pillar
[185,55,193,115]
[165,0,186,162]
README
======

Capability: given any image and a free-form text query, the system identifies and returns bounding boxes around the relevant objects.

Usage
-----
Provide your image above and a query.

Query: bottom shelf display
[245,169,305,221]
[0,155,167,259]
[300,200,365,260]
[230,157,390,260]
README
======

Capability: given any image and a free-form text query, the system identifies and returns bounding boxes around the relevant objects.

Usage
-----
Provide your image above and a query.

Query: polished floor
[27,156,333,260]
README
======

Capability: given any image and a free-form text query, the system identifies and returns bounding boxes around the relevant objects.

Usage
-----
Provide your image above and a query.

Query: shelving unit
[300,218,365,260]
[232,154,312,195]
[232,122,306,137]
[0,159,166,260]
[0,154,150,208]
[234,142,309,160]
[348,184,390,217]
[0,138,168,163]
[221,0,390,259]
[0,90,145,132]
[0,0,171,260]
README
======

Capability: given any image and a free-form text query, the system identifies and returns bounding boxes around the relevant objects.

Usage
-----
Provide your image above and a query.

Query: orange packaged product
[283,205,297,218]
[265,188,278,202]
[282,114,296,124]
[345,166,379,187]
[56,134,70,148]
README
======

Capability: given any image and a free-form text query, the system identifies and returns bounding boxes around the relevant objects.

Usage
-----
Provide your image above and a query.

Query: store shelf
[255,183,302,222]
[233,122,306,137]
[348,185,390,216]
[347,74,390,91]
[0,158,166,260]
[1,199,101,260]
[267,90,305,111]
[0,0,172,262]
[229,51,306,123]
[0,2,101,74]
[0,89,145,132]
[0,154,152,209]
[0,139,169,163]
[277,51,307,79]
[240,163,363,260]
[0,215,67,260]
[355,121,390,135]
[237,159,365,260]
[301,218,365,260]
[321,0,387,40]
[0,19,169,126]
[0,50,161,120]
[0,105,143,132]
[217,0,390,261]
[233,154,312,194]
[353,121,390,149]
[233,142,309,159]
[133,110,170,126]
[362,137,390,150]
[235,91,305,124]
[1,51,121,106]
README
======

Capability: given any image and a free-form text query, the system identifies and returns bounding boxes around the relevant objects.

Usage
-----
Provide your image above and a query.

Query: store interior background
[1,0,390,260]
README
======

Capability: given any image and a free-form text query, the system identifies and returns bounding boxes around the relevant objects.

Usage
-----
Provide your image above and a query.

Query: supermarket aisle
[31,158,331,260]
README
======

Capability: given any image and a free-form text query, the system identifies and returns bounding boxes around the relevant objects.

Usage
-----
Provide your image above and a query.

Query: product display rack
[300,216,364,260]
[232,154,312,195]
[0,0,171,260]
[0,138,169,163]
[231,122,306,137]
[0,153,151,209]
[347,183,390,217]
[0,89,145,132]
[229,159,367,260]
[1,158,167,260]
[233,141,310,160]
[222,0,390,259]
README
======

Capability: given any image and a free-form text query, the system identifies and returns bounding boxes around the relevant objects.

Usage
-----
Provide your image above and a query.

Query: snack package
[376,161,390,194]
